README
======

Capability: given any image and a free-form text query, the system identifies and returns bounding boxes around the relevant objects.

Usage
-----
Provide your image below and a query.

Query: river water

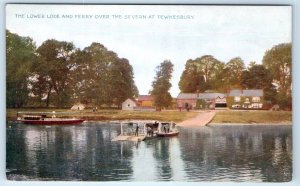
[6,122,292,182]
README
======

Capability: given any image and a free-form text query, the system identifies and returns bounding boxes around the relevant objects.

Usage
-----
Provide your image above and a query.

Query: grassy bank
[7,109,292,124]
[212,110,292,124]
[6,108,198,123]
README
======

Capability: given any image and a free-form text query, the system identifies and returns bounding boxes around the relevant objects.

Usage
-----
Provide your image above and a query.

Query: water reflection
[6,122,292,182]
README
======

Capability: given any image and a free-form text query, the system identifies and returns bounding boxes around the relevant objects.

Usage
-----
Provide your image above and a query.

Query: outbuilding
[122,98,137,110]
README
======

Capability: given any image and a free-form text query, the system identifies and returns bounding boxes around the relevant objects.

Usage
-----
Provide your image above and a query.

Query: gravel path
[178,111,216,127]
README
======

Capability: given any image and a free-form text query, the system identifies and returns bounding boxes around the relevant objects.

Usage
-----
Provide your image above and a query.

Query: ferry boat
[156,121,179,137]
[17,111,84,125]
[112,120,179,142]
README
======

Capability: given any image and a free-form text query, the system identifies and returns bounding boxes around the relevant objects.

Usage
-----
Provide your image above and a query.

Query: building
[71,103,85,110]
[198,93,227,109]
[227,89,264,109]
[136,95,154,107]
[121,98,137,110]
[176,93,198,110]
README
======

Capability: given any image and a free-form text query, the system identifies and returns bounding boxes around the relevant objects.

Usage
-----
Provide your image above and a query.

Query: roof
[137,95,153,101]
[229,89,263,97]
[198,93,226,99]
[123,98,137,104]
[177,93,198,99]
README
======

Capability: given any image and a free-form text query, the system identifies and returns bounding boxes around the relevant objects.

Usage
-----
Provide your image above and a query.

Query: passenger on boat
[135,124,139,136]
[147,126,154,137]
[163,126,167,133]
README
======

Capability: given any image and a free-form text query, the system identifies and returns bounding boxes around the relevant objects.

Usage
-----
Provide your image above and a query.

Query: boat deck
[112,135,146,142]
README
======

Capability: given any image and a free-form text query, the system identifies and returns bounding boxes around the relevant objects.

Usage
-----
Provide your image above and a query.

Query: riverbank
[6,108,198,123]
[6,108,292,124]
[211,110,292,124]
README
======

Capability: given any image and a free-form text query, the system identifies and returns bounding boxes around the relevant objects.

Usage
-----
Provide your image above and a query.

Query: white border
[1,1,298,186]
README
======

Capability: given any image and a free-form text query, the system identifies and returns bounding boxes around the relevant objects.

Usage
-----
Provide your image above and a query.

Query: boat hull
[157,131,179,137]
[20,119,84,125]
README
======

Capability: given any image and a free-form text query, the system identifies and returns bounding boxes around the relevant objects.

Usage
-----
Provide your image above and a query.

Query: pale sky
[6,5,292,97]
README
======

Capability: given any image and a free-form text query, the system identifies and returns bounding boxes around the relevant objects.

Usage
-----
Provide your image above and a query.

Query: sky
[6,4,292,97]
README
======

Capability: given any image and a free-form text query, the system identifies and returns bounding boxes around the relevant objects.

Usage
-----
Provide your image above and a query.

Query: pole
[121,122,123,135]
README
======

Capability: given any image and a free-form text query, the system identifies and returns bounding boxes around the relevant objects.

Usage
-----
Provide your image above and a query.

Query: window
[253,103,259,109]
[244,98,250,103]
[128,104,130,107]
[234,96,240,102]
[252,97,260,102]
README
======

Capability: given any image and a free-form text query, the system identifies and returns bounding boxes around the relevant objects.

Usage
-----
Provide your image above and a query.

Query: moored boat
[17,111,84,125]
[157,121,179,137]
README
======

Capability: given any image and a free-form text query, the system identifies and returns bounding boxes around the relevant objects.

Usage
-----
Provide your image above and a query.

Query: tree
[34,39,76,107]
[241,64,273,89]
[109,58,139,107]
[241,64,276,102]
[6,30,36,107]
[262,43,292,96]
[71,43,138,107]
[179,61,207,92]
[223,57,245,87]
[151,60,174,110]
[262,43,292,109]
[179,55,224,92]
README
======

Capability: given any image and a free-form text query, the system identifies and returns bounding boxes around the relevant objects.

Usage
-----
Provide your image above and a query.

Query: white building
[122,98,137,110]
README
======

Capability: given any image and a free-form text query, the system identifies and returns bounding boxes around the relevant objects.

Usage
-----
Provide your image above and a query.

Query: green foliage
[241,65,273,89]
[151,60,174,109]
[6,30,37,107]
[262,43,292,109]
[196,99,207,109]
[223,57,245,87]
[34,39,76,108]
[6,30,139,108]
[262,43,292,96]
[179,55,224,93]
[72,43,139,107]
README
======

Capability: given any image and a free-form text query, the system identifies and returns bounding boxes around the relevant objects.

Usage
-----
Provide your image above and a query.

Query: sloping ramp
[178,111,216,127]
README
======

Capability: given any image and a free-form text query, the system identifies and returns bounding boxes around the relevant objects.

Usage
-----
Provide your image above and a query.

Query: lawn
[6,108,198,123]
[212,110,292,124]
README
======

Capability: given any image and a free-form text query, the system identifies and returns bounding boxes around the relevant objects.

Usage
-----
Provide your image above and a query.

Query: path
[178,111,216,127]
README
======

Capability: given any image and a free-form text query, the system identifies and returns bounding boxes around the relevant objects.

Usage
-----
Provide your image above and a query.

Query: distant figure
[78,106,80,110]
[147,126,152,136]
[95,107,98,112]
[93,107,95,112]
[52,111,56,118]
[163,126,167,133]
[135,124,139,136]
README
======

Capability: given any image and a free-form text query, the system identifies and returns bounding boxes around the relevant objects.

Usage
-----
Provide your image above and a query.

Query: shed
[71,103,85,110]
[122,98,137,110]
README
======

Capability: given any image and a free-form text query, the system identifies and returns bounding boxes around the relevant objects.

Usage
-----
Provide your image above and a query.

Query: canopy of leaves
[6,30,139,108]
[179,55,224,92]
[6,30,37,107]
[262,43,291,96]
[151,60,174,109]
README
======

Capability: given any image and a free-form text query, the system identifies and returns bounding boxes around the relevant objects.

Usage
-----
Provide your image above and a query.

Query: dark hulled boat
[17,112,84,125]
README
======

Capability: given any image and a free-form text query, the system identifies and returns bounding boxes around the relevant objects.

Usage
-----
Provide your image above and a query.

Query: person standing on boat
[163,125,167,133]
[135,123,139,136]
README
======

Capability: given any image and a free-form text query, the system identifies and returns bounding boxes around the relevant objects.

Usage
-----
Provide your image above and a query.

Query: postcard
[6,4,292,182]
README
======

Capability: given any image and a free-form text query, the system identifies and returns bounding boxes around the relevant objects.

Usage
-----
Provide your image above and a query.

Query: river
[6,122,292,182]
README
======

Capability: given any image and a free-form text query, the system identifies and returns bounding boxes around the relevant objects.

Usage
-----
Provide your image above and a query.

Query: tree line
[6,29,291,110]
[6,30,138,108]
[179,43,292,109]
